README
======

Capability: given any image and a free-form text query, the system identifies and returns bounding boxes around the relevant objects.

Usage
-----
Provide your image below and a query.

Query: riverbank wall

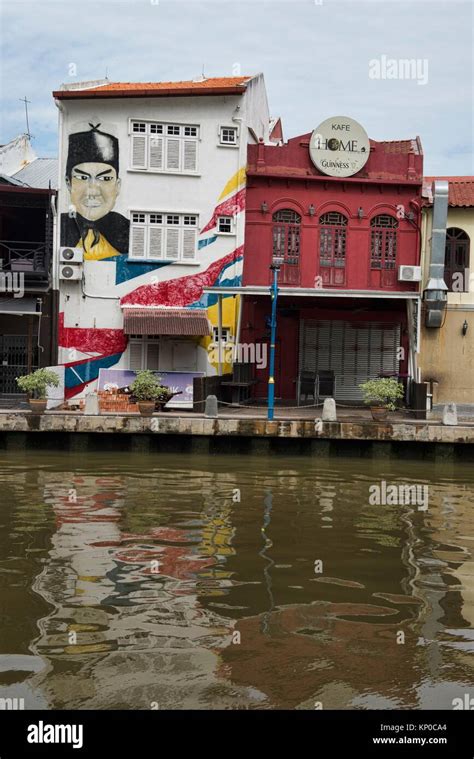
[0,413,473,460]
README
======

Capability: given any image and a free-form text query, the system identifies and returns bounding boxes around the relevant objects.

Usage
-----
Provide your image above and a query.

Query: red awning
[123,308,212,336]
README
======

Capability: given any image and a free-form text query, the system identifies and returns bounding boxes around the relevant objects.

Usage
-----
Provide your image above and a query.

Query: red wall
[243,134,423,292]
[240,298,409,400]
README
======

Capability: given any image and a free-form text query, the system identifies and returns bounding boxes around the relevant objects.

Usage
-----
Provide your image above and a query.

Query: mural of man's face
[68,162,121,222]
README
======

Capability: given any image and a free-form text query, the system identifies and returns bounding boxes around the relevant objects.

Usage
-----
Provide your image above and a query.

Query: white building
[53,75,277,402]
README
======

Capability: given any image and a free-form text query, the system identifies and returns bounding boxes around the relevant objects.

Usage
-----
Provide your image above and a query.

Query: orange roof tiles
[380,139,421,155]
[53,76,254,99]
[423,176,474,207]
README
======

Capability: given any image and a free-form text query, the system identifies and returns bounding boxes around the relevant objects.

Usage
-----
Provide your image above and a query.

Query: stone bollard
[322,398,337,422]
[205,395,218,418]
[442,403,458,426]
[84,393,99,415]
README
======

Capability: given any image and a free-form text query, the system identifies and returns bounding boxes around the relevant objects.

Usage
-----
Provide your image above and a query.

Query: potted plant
[359,377,404,421]
[16,368,60,414]
[130,370,168,416]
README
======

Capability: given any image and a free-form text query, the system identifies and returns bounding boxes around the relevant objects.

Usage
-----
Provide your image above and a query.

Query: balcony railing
[0,240,51,281]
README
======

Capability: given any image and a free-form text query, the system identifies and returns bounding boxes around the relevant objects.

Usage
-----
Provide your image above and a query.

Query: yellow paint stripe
[218,167,246,201]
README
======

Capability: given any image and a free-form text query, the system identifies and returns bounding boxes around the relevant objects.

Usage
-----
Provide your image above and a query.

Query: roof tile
[423,176,474,207]
[53,76,254,99]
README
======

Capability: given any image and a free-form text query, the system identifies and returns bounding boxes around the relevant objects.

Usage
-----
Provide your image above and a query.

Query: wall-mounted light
[261,201,268,214]
[357,207,364,219]
[462,319,468,336]
[308,204,315,217]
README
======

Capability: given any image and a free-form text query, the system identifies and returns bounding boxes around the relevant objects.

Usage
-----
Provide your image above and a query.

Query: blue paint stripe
[198,235,218,250]
[65,352,123,389]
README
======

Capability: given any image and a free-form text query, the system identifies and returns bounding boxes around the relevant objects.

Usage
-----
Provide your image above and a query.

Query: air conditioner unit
[398,265,422,282]
[60,264,83,281]
[59,247,83,264]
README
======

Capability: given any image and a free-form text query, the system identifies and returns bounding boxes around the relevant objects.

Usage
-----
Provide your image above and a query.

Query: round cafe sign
[309,116,370,178]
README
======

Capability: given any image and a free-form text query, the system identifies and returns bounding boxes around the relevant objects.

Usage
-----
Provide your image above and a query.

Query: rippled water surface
[0,450,473,710]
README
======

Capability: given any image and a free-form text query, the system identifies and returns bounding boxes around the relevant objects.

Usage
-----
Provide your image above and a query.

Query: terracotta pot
[29,399,47,415]
[370,406,389,421]
[138,401,156,417]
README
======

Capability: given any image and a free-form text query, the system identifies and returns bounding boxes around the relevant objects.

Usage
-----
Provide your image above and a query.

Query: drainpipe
[423,180,448,328]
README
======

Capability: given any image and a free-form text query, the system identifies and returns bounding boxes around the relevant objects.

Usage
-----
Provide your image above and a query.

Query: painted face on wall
[68,162,121,222]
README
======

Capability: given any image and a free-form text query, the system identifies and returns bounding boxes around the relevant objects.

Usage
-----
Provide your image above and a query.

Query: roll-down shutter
[299,319,401,401]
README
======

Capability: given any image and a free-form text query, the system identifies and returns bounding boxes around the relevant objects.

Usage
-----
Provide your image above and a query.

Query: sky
[0,0,473,176]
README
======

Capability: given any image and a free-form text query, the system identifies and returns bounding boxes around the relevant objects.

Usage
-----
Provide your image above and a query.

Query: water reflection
[0,452,472,710]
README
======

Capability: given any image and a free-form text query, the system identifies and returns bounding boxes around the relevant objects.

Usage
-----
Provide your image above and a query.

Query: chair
[316,370,336,403]
[297,370,317,405]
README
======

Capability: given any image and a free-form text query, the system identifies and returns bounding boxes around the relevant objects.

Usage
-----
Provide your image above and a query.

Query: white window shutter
[130,225,146,258]
[149,227,163,259]
[166,139,180,170]
[183,140,197,172]
[131,135,147,169]
[182,229,196,261]
[146,342,160,370]
[165,228,180,260]
[129,341,144,370]
[149,137,163,169]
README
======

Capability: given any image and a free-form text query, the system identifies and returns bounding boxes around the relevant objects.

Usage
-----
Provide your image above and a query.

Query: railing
[0,240,51,280]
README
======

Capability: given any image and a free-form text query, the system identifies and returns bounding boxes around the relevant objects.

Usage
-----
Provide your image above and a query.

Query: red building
[221,120,424,404]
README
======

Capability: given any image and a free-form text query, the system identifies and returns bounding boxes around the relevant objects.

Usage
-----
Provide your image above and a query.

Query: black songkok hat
[66,123,119,178]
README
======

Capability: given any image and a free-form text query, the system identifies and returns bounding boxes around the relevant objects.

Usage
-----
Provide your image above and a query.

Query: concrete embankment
[0,413,473,459]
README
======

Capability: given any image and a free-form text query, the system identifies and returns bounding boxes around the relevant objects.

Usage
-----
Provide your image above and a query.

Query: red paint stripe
[200,189,245,234]
[121,247,242,307]
[58,312,128,354]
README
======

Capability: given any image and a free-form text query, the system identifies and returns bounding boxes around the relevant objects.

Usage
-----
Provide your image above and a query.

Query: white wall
[55,77,271,392]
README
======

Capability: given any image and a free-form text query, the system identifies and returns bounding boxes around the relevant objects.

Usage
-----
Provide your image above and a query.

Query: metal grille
[299,319,401,401]
[370,215,398,228]
[273,210,301,224]
[319,212,348,226]
[0,336,38,394]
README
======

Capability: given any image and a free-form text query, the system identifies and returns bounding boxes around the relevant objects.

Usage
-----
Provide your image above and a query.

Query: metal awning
[122,307,212,336]
[202,286,420,300]
[0,297,42,315]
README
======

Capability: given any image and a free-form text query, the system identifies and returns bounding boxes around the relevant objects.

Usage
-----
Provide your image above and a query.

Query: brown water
[0,449,473,710]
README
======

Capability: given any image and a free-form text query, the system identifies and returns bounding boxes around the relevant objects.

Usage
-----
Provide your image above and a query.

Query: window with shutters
[128,336,160,371]
[370,215,398,269]
[130,120,199,173]
[319,212,348,286]
[130,212,198,262]
[272,209,301,285]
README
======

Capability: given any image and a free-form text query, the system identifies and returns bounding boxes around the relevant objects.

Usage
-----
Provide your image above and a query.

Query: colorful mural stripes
[58,313,128,356]
[59,248,243,397]
[218,167,246,201]
[64,353,124,399]
[120,247,243,307]
[115,256,171,284]
[200,189,246,234]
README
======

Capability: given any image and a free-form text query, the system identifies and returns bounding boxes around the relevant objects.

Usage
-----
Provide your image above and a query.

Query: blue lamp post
[267,255,284,420]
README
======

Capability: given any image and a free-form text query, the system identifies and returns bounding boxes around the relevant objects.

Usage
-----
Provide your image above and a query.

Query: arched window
[272,210,301,265]
[445,228,470,292]
[319,212,348,286]
[370,215,398,270]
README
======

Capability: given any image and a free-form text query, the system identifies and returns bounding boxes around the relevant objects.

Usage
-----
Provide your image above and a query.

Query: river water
[0,449,473,710]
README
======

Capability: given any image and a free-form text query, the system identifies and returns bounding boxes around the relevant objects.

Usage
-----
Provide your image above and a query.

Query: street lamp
[267,254,284,420]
